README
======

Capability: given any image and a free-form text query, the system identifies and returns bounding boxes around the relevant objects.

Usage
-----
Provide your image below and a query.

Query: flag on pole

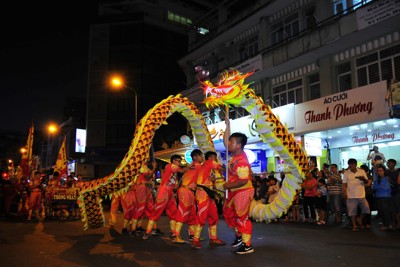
[20,124,34,178]
[54,136,68,178]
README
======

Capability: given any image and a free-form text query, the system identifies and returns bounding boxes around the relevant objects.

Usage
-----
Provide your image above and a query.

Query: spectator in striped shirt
[327,164,343,224]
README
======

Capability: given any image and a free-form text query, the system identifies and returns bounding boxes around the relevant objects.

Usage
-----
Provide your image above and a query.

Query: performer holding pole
[218,109,255,255]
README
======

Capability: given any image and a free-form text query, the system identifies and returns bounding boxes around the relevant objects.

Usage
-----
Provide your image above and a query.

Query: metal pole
[225,105,229,180]
[46,134,51,170]
[125,85,138,127]
[134,90,138,127]
[225,105,230,199]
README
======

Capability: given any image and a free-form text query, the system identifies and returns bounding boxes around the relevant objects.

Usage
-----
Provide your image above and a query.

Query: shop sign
[352,132,395,144]
[295,81,388,135]
[356,0,400,30]
[329,128,400,148]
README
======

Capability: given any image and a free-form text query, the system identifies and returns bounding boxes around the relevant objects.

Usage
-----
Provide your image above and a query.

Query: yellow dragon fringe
[78,95,216,229]
[78,69,308,229]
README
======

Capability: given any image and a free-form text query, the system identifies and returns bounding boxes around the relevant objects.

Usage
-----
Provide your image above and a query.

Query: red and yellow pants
[223,188,254,245]
[175,187,197,225]
[193,188,220,240]
[132,184,154,220]
[149,185,177,221]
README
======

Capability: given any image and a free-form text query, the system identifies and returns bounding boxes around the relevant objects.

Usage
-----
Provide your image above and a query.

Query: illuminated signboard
[75,129,86,153]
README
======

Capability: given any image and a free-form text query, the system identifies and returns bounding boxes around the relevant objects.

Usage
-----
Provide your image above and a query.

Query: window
[333,0,346,15]
[252,82,262,95]
[271,13,299,45]
[167,11,192,26]
[239,36,258,61]
[308,73,320,100]
[380,44,400,81]
[271,21,283,46]
[334,0,373,15]
[395,56,400,80]
[380,59,393,82]
[272,79,303,107]
[233,107,249,119]
[197,27,209,35]
[305,6,317,28]
[355,44,400,87]
[352,0,373,11]
[337,62,352,91]
[284,13,299,38]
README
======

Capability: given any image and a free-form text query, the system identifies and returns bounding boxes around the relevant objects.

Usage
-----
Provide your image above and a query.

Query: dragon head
[201,69,254,108]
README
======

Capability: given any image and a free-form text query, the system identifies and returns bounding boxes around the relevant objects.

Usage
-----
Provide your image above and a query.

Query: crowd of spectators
[2,157,400,233]
[253,159,400,231]
[0,171,83,221]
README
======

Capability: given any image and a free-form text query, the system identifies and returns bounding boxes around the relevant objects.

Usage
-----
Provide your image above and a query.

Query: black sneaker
[231,236,242,247]
[234,244,254,254]
[151,228,164,236]
[136,226,146,232]
[129,230,141,237]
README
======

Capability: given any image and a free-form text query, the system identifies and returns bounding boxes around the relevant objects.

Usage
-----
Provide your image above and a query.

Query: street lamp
[48,124,58,134]
[109,75,138,127]
[45,123,59,170]
[20,147,27,154]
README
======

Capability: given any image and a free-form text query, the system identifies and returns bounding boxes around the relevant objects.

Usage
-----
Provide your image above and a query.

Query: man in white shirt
[342,158,370,231]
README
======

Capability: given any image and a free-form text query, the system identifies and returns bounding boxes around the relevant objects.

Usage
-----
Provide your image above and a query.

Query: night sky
[1,2,99,134]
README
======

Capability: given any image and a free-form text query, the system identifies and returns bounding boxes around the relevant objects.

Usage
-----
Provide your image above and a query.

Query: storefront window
[337,143,400,170]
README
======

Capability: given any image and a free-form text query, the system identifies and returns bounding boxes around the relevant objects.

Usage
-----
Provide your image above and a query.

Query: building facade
[178,0,400,172]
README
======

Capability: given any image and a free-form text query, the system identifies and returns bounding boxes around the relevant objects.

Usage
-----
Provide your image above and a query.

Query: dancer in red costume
[130,161,162,236]
[192,151,226,249]
[173,149,203,244]
[143,155,188,240]
[222,117,255,254]
[27,171,44,222]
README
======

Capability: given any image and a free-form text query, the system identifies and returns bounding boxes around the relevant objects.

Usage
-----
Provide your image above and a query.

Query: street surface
[1,209,399,267]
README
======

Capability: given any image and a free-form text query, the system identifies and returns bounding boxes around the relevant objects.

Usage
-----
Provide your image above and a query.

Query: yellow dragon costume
[78,69,308,230]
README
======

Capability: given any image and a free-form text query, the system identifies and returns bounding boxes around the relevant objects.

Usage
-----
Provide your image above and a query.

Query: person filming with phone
[367,145,386,179]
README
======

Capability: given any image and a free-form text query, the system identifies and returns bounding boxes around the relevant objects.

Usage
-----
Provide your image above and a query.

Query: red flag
[54,136,68,178]
[19,124,34,178]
